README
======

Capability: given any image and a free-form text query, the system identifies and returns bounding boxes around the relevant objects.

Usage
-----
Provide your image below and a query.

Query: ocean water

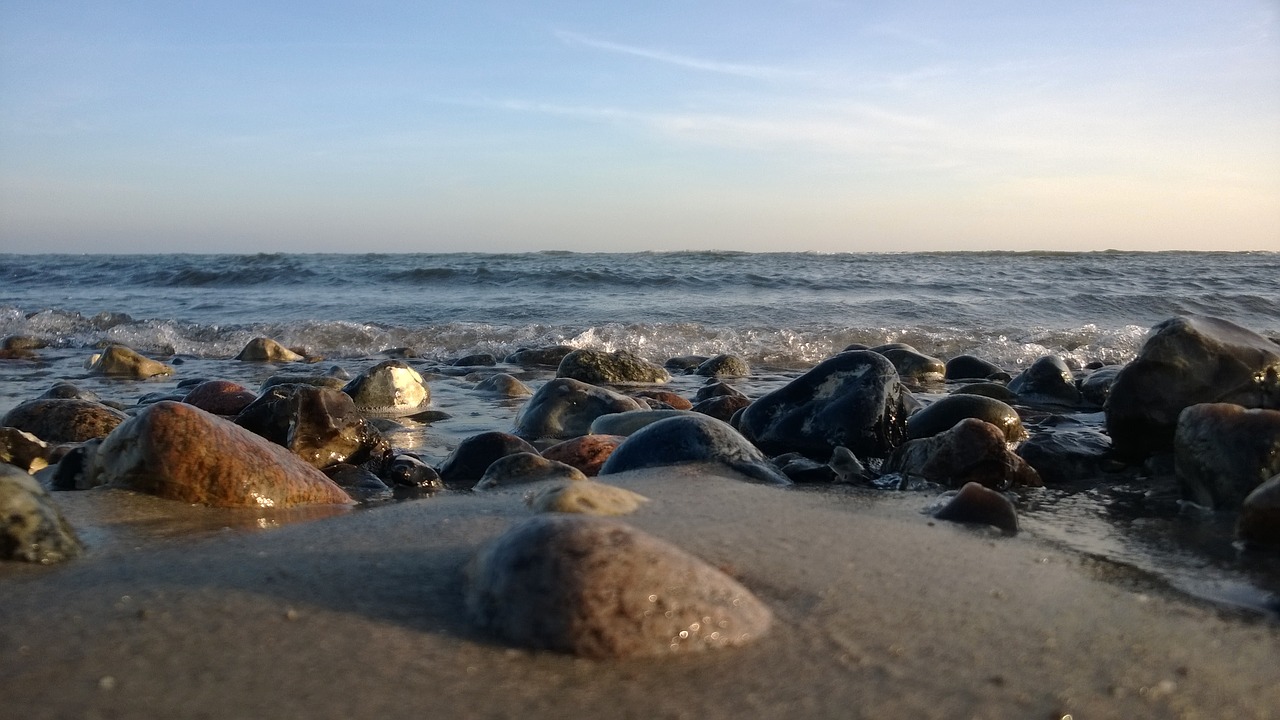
[2,251,1279,614]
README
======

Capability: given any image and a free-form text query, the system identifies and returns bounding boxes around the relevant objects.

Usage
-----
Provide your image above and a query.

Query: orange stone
[541,435,625,477]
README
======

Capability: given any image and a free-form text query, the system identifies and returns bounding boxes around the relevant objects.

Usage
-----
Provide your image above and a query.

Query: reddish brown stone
[630,390,693,410]
[2,399,128,443]
[91,401,354,508]
[182,380,258,416]
[541,435,626,477]
[884,418,1042,490]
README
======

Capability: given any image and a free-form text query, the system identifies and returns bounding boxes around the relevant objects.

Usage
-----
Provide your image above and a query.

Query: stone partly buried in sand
[883,418,1042,490]
[933,482,1019,533]
[84,344,174,379]
[473,452,587,491]
[0,463,82,564]
[466,514,772,659]
[1,398,128,443]
[525,480,649,516]
[86,401,355,508]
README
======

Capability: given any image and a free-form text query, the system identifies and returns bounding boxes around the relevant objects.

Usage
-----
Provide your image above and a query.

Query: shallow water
[2,251,1279,617]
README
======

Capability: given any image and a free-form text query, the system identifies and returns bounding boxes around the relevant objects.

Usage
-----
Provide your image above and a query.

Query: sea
[2,251,1279,614]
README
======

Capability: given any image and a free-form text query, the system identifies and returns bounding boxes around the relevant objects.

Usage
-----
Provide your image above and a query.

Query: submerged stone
[465,515,773,659]
[1009,355,1080,406]
[695,354,750,378]
[473,373,533,398]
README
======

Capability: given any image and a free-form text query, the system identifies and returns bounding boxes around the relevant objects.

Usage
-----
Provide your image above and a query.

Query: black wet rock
[692,394,752,423]
[906,394,1025,443]
[381,453,443,490]
[465,515,773,659]
[665,355,709,372]
[452,353,498,367]
[951,382,1019,402]
[695,381,746,402]
[438,431,541,489]
[737,350,908,459]
[1238,473,1280,546]
[322,463,391,502]
[512,378,644,441]
[556,349,670,385]
[878,348,945,382]
[1016,426,1114,485]
[1009,355,1081,406]
[945,355,1007,381]
[505,345,575,367]
[1,463,82,564]
[1174,403,1280,509]
[1079,364,1123,407]
[2,399,128,444]
[933,482,1019,533]
[599,413,791,485]
[1105,315,1280,460]
[235,384,388,469]
[39,383,101,402]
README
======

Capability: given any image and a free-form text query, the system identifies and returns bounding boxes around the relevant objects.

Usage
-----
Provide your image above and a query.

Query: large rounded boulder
[513,378,644,440]
[1105,315,1280,460]
[557,349,670,385]
[737,350,908,459]
[1174,403,1280,509]
[2,399,128,443]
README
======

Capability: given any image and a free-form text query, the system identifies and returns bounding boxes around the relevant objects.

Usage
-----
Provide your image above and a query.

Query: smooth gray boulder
[1174,403,1280,509]
[513,378,644,440]
[599,414,791,485]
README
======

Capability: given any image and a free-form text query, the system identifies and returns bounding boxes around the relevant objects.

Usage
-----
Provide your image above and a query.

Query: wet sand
[2,464,1276,719]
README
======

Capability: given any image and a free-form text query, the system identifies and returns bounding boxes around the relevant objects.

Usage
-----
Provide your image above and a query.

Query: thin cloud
[554,30,800,81]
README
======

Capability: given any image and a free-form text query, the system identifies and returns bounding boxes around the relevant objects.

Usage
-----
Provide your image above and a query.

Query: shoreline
[4,465,1276,719]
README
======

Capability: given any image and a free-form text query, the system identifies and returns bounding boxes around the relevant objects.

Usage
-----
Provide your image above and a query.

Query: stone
[1079,364,1123,407]
[883,418,1042,490]
[2,335,46,351]
[951,383,1019,402]
[235,337,304,362]
[599,414,791,485]
[695,354,750,378]
[945,355,1007,381]
[540,435,625,477]
[878,348,945,382]
[1174,403,1280,509]
[691,394,752,423]
[512,378,644,441]
[438,431,541,489]
[181,379,257,416]
[629,389,693,410]
[505,345,575,367]
[525,480,649,516]
[381,453,443,490]
[88,401,354,508]
[906,394,1026,443]
[38,382,101,401]
[474,452,587,491]
[737,350,909,459]
[664,355,709,372]
[1105,315,1280,459]
[1009,355,1080,405]
[260,372,347,392]
[0,464,82,564]
[933,482,1019,533]
[452,353,498,366]
[695,381,746,402]
[1,399,128,443]
[0,427,50,473]
[557,348,670,385]
[342,360,432,417]
[1238,474,1280,546]
[1016,426,1114,485]
[589,409,693,436]
[84,344,174,378]
[465,515,773,659]
[236,384,388,469]
[473,373,533,398]
[322,463,391,503]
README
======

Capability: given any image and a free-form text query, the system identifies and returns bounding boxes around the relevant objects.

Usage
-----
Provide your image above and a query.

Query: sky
[1,1,1278,253]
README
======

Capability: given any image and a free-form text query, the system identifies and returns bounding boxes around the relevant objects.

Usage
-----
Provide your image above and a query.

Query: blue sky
[1,1,1277,253]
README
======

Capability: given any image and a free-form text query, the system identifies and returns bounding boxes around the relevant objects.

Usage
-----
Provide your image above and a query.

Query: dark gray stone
[599,414,791,485]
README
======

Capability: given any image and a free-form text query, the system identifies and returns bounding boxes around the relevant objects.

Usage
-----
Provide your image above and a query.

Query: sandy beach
[3,464,1275,720]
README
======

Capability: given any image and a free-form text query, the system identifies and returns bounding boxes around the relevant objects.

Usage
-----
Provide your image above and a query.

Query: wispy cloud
[554,30,800,81]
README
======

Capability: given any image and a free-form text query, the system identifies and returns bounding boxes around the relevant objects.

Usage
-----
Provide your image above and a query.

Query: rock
[773,453,836,483]
[235,337,304,362]
[84,344,174,378]
[381,454,443,490]
[465,515,772,658]
[322,463,391,502]
[513,378,644,440]
[541,435,625,477]
[906,394,1026,443]
[557,349,670,385]
[2,335,46,351]
[692,394,752,423]
[1079,364,1123,407]
[88,401,355,508]
[452,353,497,367]
[260,372,348,392]
[629,389,693,410]
[236,384,388,469]
[1105,315,1280,459]
[1238,474,1280,546]
[951,382,1019,402]
[505,345,575,367]
[878,348,945,382]
[933,482,1019,533]
[737,350,908,459]
[665,355,709,372]
[1016,426,1114,485]
[695,354,750,378]
[474,453,587,491]
[945,355,1007,381]
[525,481,649,516]
[883,418,1042,490]
[1009,355,1080,405]
[0,428,50,473]
[589,409,693,436]
[438,431,541,489]
[0,464,82,563]
[1,399,128,443]
[181,379,257,416]
[695,381,746,402]
[868,343,916,353]
[473,373,533,398]
[342,360,432,417]
[830,446,872,483]
[599,414,791,485]
[38,382,101,401]
[1174,403,1280,509]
